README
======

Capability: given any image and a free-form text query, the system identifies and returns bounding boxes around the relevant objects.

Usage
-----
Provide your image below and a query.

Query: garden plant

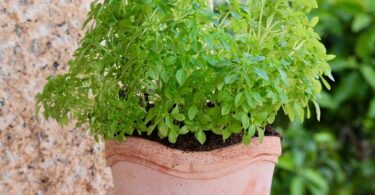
[36,0,333,146]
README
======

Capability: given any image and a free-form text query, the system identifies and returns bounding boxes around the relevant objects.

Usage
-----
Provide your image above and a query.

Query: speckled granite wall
[0,1,113,194]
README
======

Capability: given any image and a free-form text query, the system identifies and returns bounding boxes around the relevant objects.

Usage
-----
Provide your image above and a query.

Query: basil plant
[37,0,333,144]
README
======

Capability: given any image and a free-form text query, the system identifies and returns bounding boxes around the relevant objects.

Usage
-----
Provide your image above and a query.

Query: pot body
[105,136,281,195]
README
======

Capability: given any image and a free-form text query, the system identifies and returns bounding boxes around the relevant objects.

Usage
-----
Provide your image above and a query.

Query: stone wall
[0,0,113,194]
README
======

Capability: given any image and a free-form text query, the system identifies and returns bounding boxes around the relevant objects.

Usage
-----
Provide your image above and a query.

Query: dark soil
[132,126,281,152]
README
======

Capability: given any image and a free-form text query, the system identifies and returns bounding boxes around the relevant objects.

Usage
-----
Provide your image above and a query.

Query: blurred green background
[272,0,375,194]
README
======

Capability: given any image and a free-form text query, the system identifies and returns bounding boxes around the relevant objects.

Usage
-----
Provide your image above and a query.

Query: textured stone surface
[0,0,113,194]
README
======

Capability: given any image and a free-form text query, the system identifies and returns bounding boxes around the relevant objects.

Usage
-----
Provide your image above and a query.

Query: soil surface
[133,126,281,152]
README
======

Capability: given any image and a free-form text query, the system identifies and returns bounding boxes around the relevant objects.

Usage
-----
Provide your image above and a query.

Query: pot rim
[105,136,281,179]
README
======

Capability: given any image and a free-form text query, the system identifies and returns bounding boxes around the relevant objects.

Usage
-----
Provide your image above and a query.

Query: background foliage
[273,0,375,194]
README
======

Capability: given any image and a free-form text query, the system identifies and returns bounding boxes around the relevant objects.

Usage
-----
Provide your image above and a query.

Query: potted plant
[36,0,333,194]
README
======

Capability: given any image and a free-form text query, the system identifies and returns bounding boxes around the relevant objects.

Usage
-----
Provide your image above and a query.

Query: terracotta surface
[106,136,282,195]
[0,1,113,194]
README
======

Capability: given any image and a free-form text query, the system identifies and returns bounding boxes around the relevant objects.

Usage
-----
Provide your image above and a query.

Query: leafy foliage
[274,0,375,194]
[36,0,332,143]
[272,123,346,195]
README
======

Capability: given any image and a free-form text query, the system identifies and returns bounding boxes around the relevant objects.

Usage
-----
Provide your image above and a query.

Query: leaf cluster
[36,0,332,144]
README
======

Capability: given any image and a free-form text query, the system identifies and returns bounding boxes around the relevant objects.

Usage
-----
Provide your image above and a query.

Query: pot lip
[105,136,281,179]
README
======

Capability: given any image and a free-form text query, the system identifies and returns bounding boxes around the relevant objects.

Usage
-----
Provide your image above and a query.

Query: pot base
[111,160,276,195]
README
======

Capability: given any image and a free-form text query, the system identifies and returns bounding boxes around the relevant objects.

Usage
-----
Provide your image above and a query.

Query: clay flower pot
[105,136,281,195]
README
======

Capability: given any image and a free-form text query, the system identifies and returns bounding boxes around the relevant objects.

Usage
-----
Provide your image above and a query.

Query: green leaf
[195,130,206,145]
[235,92,243,108]
[165,115,173,128]
[291,177,304,195]
[172,107,185,121]
[165,56,177,65]
[253,112,268,123]
[242,132,251,145]
[277,153,294,171]
[222,130,231,142]
[283,104,295,121]
[107,123,116,139]
[293,103,304,122]
[179,125,189,134]
[257,127,265,142]
[158,121,168,138]
[310,16,319,27]
[188,105,199,120]
[241,112,250,129]
[253,55,266,62]
[227,121,242,133]
[176,69,187,86]
[224,75,238,84]
[320,76,331,90]
[313,101,321,121]
[254,68,269,80]
[360,65,375,90]
[278,68,288,85]
[368,98,375,119]
[221,103,231,115]
[302,169,328,194]
[171,106,179,115]
[168,128,178,143]
[326,54,335,61]
[248,125,256,137]
[352,14,372,32]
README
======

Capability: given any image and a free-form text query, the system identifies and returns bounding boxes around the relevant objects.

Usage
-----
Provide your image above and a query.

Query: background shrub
[273,0,375,194]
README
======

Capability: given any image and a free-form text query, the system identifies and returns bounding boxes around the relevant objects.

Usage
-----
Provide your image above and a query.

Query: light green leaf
[171,106,179,115]
[241,112,250,129]
[352,14,372,32]
[242,131,251,145]
[291,177,304,195]
[253,55,266,62]
[283,104,295,121]
[221,103,231,115]
[257,127,265,142]
[188,105,199,120]
[224,75,238,84]
[227,121,242,133]
[179,125,189,134]
[175,114,186,121]
[158,121,168,138]
[195,130,206,145]
[310,16,319,27]
[168,128,178,143]
[248,125,256,137]
[222,130,231,142]
[313,101,321,121]
[176,69,187,86]
[278,68,289,85]
[320,76,331,90]
[254,68,269,80]
[235,92,243,108]
[165,56,177,65]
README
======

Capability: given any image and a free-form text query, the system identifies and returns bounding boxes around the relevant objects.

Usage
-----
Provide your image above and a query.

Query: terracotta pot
[105,136,281,195]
